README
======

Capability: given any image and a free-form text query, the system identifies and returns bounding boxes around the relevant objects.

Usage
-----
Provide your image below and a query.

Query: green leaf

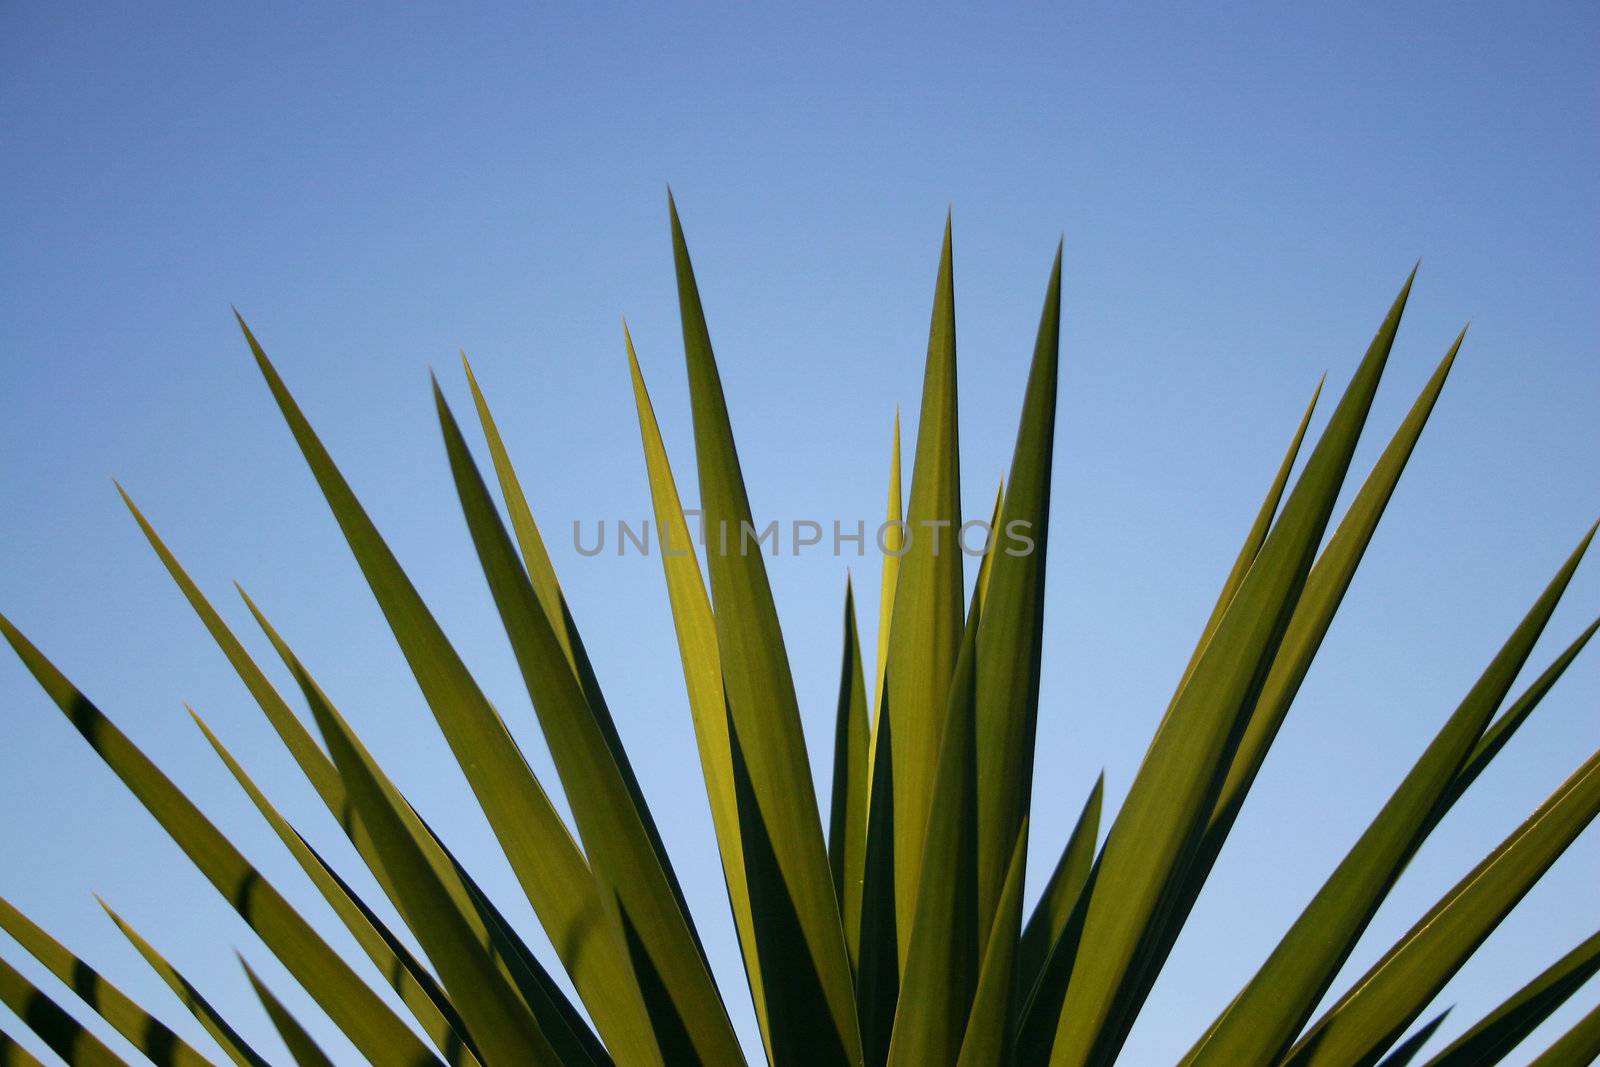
[1438,616,1600,820]
[887,608,982,1067]
[0,612,439,1067]
[972,241,1062,948]
[1377,1010,1452,1067]
[100,901,269,1067]
[125,487,581,1057]
[1283,741,1600,1066]
[1201,330,1463,857]
[235,314,658,1063]
[0,1027,51,1067]
[882,216,965,967]
[301,668,563,1067]
[956,817,1030,1067]
[1419,929,1600,1067]
[237,589,604,1064]
[1160,375,1324,731]
[858,414,906,1067]
[189,709,481,1066]
[829,578,871,974]
[1527,1001,1600,1067]
[968,480,1005,623]
[856,682,900,1067]
[1126,328,1463,1034]
[0,953,126,1067]
[874,408,904,718]
[117,486,350,816]
[670,194,862,1065]
[1053,270,1416,1067]
[625,330,773,1060]
[462,355,686,918]
[238,956,336,1067]
[0,896,211,1067]
[1186,522,1595,1067]
[436,376,743,1066]
[1016,773,1102,1001]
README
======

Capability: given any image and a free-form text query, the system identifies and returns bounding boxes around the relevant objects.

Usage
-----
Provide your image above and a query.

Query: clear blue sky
[2,3,1596,1063]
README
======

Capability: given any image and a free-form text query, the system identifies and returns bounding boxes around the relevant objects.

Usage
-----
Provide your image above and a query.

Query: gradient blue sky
[3,3,1597,1064]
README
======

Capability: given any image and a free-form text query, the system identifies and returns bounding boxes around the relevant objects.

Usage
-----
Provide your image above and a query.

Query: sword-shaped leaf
[1527,1001,1600,1066]
[1283,742,1600,1066]
[190,710,480,1066]
[882,217,965,966]
[0,954,127,1067]
[1017,773,1102,999]
[0,613,438,1067]
[670,195,862,1065]
[1185,523,1594,1066]
[238,957,334,1067]
[236,315,658,1063]
[956,817,1030,1067]
[100,902,267,1067]
[121,489,572,1042]
[625,332,772,1060]
[887,609,982,1067]
[0,897,211,1067]
[874,409,903,718]
[0,1027,51,1067]
[1053,271,1416,1067]
[236,589,605,1066]
[1158,376,1323,736]
[1438,617,1600,820]
[829,578,871,973]
[1378,1010,1452,1067]
[436,378,742,1066]
[973,243,1061,950]
[969,481,1005,623]
[302,671,562,1067]
[1125,330,1463,1036]
[857,416,906,1067]
[1419,929,1600,1067]
[461,357,686,922]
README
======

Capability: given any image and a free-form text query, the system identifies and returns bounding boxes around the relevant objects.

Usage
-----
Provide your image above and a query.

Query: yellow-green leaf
[1378,1010,1452,1067]
[1186,523,1594,1067]
[190,709,480,1066]
[1052,271,1415,1066]
[436,377,741,1066]
[972,242,1061,947]
[874,408,903,719]
[0,1027,51,1067]
[1419,929,1600,1067]
[1016,773,1102,999]
[1125,330,1462,1033]
[101,901,268,1067]
[236,315,657,1062]
[238,957,335,1067]
[1284,741,1600,1067]
[0,953,126,1067]
[882,217,965,966]
[0,612,438,1067]
[1527,1001,1600,1067]
[626,331,772,1060]
[956,817,1030,1067]
[886,608,982,1067]
[829,577,871,973]
[0,896,210,1067]
[302,670,562,1067]
[670,195,862,1065]
[236,588,604,1066]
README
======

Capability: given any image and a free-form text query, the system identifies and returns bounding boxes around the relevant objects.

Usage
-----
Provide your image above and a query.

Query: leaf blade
[670,196,862,1065]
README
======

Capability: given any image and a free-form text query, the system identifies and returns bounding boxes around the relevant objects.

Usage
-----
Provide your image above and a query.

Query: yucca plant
[1,199,1596,1067]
